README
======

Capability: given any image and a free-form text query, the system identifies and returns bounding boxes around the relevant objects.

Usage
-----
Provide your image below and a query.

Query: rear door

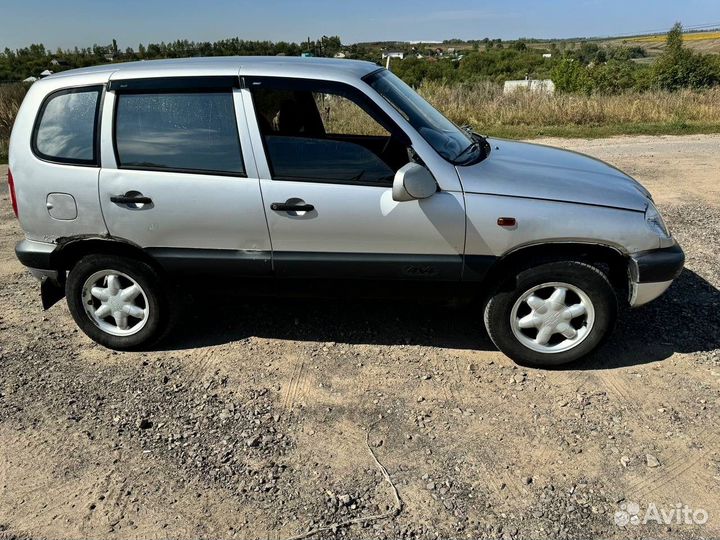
[98,76,271,275]
[242,76,466,280]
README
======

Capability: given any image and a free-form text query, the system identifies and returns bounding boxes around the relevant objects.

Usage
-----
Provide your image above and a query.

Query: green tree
[551,58,589,92]
[653,22,720,90]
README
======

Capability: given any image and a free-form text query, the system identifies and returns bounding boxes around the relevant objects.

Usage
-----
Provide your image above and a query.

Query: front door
[244,76,465,280]
[98,76,272,275]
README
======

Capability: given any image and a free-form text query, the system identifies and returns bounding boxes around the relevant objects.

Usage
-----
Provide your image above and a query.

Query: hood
[457,138,651,211]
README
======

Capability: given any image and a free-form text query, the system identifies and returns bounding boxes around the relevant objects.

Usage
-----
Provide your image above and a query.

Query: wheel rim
[81,270,150,337]
[510,281,595,354]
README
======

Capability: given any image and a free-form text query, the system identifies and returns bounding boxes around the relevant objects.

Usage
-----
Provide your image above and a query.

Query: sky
[1,0,719,51]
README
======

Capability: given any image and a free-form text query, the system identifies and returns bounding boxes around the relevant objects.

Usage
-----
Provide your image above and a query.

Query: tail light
[7,168,18,218]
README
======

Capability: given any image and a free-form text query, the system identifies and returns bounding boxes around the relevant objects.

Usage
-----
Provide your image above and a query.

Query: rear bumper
[628,243,685,307]
[15,239,65,309]
[15,239,57,271]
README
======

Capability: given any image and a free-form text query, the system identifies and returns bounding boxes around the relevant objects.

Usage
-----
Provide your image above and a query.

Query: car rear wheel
[66,254,168,350]
[484,261,617,366]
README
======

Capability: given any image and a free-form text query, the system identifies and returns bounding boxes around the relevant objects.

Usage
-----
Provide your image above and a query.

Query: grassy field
[627,31,720,44]
[419,82,720,139]
[3,82,720,164]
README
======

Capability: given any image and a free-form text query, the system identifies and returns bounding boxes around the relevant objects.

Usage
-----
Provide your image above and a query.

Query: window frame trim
[111,81,248,178]
[31,84,104,167]
[245,75,411,187]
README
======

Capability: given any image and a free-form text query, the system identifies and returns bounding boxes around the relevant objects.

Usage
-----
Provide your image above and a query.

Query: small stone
[620,456,630,467]
[417,396,425,403]
[338,494,351,505]
[246,435,260,447]
[137,418,153,430]
[426,482,436,490]
[522,476,532,485]
[646,454,660,468]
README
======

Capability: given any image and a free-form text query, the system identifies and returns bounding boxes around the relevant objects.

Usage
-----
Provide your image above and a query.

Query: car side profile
[9,57,684,366]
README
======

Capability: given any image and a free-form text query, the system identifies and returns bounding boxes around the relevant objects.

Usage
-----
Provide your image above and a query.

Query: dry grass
[418,82,720,137]
[628,31,720,43]
[0,84,27,162]
[316,93,389,136]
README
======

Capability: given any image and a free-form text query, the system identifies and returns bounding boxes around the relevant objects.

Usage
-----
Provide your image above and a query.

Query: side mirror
[392,163,437,202]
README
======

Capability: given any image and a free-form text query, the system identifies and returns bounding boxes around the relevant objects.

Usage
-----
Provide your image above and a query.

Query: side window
[114,91,245,175]
[250,79,409,185]
[33,86,102,165]
[314,93,390,137]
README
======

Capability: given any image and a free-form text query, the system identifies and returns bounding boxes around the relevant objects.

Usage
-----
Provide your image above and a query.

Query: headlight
[645,202,670,237]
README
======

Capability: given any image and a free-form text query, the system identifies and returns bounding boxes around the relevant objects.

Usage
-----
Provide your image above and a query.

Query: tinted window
[267,136,394,184]
[250,79,409,185]
[34,86,101,164]
[115,92,244,175]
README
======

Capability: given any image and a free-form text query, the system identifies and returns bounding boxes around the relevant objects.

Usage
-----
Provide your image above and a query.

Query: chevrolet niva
[8,57,684,366]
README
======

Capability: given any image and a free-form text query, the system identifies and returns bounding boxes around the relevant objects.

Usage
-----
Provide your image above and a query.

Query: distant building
[333,52,347,59]
[542,53,552,58]
[23,76,38,83]
[39,69,54,78]
[50,59,69,67]
[301,52,314,57]
[381,51,404,59]
[503,79,556,94]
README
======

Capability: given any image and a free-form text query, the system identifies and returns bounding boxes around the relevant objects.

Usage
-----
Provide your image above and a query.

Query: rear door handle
[111,194,153,205]
[271,202,314,212]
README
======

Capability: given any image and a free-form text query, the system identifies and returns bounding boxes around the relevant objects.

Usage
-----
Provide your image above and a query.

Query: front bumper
[628,243,685,307]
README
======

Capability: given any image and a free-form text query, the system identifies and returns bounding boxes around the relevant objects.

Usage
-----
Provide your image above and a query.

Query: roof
[45,56,381,82]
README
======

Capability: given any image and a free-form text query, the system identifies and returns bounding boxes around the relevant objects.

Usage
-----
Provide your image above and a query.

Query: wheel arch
[53,236,163,274]
[484,241,629,294]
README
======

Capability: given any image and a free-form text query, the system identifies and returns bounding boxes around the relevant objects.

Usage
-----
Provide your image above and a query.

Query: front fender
[464,194,660,258]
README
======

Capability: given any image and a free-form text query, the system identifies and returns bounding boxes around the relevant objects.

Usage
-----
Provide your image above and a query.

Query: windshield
[364,69,479,164]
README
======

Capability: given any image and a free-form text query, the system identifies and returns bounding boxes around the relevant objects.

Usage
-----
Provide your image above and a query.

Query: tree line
[391,24,720,93]
[0,36,350,82]
[1,24,719,94]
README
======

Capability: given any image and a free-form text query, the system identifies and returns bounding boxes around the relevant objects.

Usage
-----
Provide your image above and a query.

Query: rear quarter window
[33,86,102,165]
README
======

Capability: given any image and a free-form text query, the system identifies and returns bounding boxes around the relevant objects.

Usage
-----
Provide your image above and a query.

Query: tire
[66,254,169,350]
[484,260,617,367]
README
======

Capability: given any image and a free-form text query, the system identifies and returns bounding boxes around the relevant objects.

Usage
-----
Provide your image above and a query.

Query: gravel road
[0,134,719,540]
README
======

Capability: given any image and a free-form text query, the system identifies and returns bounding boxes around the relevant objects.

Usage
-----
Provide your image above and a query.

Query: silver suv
[9,57,684,366]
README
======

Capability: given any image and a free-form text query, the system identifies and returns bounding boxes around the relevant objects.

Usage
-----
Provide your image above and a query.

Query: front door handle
[111,194,153,205]
[271,202,314,212]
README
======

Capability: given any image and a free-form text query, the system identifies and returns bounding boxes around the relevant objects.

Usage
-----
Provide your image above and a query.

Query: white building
[381,51,405,60]
[503,79,556,94]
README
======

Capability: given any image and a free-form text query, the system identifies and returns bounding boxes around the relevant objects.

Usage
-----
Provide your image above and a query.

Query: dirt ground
[0,134,719,540]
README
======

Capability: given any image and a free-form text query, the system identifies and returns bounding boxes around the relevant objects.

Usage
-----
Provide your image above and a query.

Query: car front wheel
[484,261,617,366]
